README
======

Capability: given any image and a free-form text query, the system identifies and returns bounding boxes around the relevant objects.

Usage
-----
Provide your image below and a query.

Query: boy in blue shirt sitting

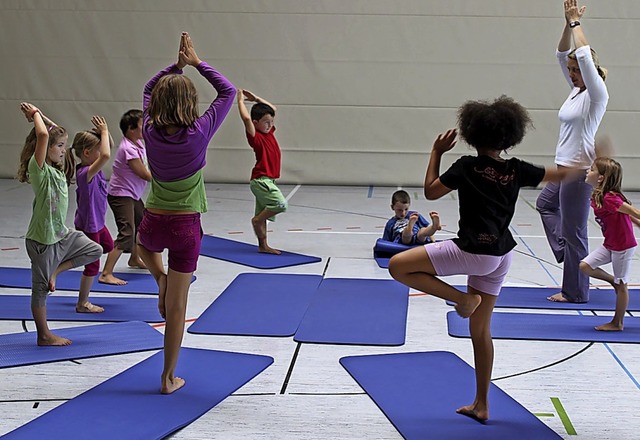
[382,190,440,245]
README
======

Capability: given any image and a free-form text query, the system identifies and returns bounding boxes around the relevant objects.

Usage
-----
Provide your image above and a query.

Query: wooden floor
[0,179,639,439]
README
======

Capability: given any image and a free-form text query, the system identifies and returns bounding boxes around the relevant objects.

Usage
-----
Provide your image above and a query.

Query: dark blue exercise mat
[188,273,322,337]
[2,347,273,439]
[340,351,562,440]
[0,267,195,295]
[199,235,322,269]
[447,311,640,343]
[0,294,163,323]
[0,321,163,369]
[294,278,409,346]
[373,238,411,269]
[493,286,640,311]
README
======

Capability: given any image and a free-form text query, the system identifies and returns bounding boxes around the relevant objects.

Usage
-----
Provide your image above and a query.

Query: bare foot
[595,322,623,331]
[76,302,105,313]
[98,273,128,285]
[128,257,147,269]
[456,404,488,423]
[258,246,281,255]
[48,275,57,292]
[158,273,167,319]
[547,292,569,302]
[161,376,185,394]
[37,333,72,346]
[454,293,482,318]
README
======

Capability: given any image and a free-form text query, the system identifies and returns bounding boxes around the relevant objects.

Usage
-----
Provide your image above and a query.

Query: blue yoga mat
[3,347,273,439]
[0,321,163,369]
[340,351,561,439]
[199,235,322,269]
[0,294,163,323]
[294,278,409,346]
[447,311,640,343]
[0,267,194,295]
[493,286,640,311]
[188,273,322,337]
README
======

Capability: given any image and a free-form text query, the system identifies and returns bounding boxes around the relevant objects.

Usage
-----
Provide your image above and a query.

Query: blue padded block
[0,266,194,295]
[340,351,562,439]
[294,278,409,346]
[447,311,640,343]
[3,348,273,439]
[199,235,322,269]
[0,321,163,368]
[0,294,163,323]
[188,273,322,337]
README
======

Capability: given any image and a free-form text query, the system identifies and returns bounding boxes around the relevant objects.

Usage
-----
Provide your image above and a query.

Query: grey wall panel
[2,1,639,187]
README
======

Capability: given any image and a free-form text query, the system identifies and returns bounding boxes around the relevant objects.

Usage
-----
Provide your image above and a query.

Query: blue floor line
[367,185,374,198]
[602,343,640,390]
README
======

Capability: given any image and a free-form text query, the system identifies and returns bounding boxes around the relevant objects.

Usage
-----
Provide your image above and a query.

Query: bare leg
[32,305,71,346]
[99,247,128,285]
[76,274,104,313]
[388,247,481,318]
[579,261,626,330]
[251,209,280,254]
[161,268,192,394]
[128,245,148,269]
[48,260,74,292]
[137,244,167,318]
[456,288,498,422]
[596,282,627,331]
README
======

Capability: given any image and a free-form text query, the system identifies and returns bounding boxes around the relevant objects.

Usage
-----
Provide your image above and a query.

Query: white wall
[2,0,639,187]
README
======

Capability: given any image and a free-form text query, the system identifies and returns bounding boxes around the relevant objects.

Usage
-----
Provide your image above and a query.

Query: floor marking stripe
[285,184,301,202]
[551,397,577,435]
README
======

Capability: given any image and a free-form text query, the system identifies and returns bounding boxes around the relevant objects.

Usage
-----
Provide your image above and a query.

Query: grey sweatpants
[26,230,103,307]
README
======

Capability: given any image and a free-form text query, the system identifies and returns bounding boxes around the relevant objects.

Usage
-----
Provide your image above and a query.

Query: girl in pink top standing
[580,157,640,331]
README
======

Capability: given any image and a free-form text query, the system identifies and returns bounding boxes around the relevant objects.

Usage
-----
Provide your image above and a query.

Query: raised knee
[579,261,591,273]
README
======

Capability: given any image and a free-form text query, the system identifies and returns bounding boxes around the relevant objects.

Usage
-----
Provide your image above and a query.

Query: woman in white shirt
[536,0,608,303]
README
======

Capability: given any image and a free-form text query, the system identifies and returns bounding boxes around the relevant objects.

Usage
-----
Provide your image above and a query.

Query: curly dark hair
[457,95,533,151]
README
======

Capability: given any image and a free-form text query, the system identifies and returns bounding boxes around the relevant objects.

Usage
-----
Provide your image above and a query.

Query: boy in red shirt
[237,89,287,254]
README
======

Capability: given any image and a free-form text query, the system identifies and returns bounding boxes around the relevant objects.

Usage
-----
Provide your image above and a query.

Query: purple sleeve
[193,62,236,140]
[143,64,183,112]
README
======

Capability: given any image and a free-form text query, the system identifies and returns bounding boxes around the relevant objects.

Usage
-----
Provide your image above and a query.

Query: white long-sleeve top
[555,45,609,169]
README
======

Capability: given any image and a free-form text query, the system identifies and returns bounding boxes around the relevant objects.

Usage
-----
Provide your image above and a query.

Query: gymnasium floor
[0,178,639,439]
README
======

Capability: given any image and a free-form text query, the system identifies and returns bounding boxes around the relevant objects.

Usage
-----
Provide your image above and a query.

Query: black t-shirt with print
[439,155,545,256]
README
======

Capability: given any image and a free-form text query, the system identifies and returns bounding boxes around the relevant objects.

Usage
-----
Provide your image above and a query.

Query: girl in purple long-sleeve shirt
[137,32,235,394]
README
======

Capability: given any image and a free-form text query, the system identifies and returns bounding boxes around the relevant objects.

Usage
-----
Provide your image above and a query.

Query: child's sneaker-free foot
[161,376,185,394]
[546,292,569,302]
[456,404,488,423]
[37,333,72,346]
[595,322,623,331]
[98,273,128,285]
[76,302,104,313]
[258,246,281,255]
[128,257,148,269]
[454,294,481,318]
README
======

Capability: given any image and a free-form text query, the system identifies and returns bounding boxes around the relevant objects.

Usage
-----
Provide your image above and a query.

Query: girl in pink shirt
[580,157,640,331]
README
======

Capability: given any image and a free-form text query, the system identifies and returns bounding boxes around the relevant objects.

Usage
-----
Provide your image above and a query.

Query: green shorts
[250,176,287,221]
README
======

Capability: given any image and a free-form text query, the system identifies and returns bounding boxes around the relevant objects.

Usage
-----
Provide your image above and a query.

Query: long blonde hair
[63,129,114,185]
[146,74,199,128]
[16,125,67,184]
[591,157,629,209]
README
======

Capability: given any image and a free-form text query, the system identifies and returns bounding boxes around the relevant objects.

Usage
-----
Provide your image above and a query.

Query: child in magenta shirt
[580,157,640,331]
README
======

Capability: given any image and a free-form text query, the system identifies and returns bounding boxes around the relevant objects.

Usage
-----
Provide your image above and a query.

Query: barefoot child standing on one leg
[17,103,103,345]
[137,32,235,394]
[236,89,287,254]
[389,96,574,422]
[101,109,152,283]
[580,157,640,331]
[64,115,118,312]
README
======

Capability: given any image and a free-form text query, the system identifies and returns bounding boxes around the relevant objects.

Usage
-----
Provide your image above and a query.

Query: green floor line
[534,413,555,417]
[551,397,577,435]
